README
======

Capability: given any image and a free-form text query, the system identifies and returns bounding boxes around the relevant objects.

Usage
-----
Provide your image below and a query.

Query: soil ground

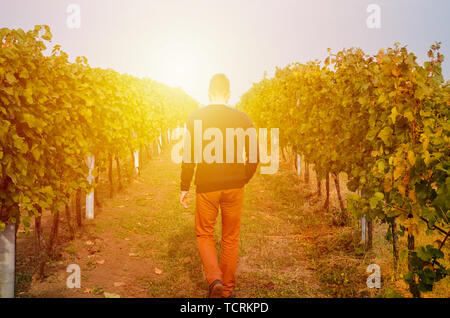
[15,149,450,298]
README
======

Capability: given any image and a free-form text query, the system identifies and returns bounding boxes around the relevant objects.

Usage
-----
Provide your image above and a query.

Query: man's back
[180,104,258,193]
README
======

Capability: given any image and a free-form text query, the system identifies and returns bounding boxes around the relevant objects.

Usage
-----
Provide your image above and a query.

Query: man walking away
[180,74,258,298]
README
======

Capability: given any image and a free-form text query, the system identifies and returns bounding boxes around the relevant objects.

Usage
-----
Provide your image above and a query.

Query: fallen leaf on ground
[155,268,163,275]
[114,282,125,287]
[96,259,105,265]
[183,257,192,264]
[88,248,99,255]
[84,288,92,294]
[104,292,120,298]
[129,253,138,257]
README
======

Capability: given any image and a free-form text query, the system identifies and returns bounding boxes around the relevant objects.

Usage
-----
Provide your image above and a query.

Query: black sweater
[180,104,259,193]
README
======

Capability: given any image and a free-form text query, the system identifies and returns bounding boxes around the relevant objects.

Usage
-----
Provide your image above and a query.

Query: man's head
[208,73,230,104]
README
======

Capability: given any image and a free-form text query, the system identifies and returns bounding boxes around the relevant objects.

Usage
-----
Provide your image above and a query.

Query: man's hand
[180,191,190,209]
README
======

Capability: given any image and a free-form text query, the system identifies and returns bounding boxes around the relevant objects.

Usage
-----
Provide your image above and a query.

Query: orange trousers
[195,187,245,297]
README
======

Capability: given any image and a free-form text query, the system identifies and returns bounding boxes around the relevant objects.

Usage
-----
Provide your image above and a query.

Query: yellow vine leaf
[407,151,416,166]
[384,174,393,193]
[398,184,406,196]
[408,189,417,203]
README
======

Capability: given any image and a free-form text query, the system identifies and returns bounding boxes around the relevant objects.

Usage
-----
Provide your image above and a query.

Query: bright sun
[154,40,208,101]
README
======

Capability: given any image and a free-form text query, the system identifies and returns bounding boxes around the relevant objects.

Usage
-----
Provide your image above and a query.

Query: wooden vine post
[316,174,321,196]
[391,218,399,274]
[134,150,140,176]
[304,161,309,183]
[0,219,15,298]
[332,173,345,213]
[65,202,75,240]
[108,153,113,198]
[116,155,123,191]
[323,173,330,211]
[85,155,95,219]
[75,190,82,227]
[360,189,373,250]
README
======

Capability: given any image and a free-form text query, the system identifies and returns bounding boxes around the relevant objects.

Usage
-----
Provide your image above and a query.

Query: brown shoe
[208,280,224,298]
[223,289,236,298]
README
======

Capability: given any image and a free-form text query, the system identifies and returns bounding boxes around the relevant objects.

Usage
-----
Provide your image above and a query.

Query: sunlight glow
[153,39,208,103]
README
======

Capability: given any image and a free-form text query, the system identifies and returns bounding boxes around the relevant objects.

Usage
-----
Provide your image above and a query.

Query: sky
[1,0,449,105]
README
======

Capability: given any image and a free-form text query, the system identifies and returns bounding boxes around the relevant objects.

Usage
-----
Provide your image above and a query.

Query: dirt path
[16,150,341,298]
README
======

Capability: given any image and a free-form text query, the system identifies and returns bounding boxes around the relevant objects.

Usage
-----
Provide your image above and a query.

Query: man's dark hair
[209,73,230,96]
